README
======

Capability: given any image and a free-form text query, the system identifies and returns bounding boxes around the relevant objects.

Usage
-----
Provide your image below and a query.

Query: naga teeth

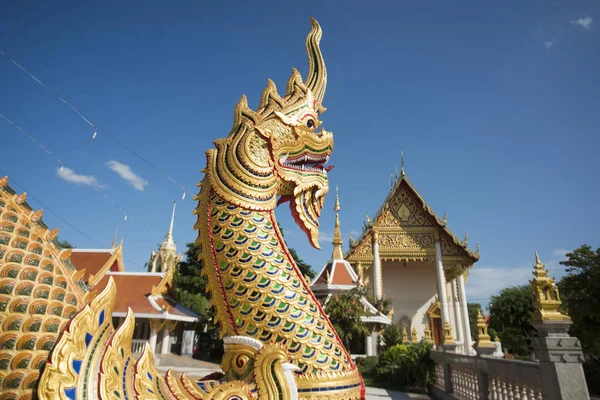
[280,153,289,163]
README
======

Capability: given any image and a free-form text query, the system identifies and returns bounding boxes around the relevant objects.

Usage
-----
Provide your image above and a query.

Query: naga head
[205,18,332,248]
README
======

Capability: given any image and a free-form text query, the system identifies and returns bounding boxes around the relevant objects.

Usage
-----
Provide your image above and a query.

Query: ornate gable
[346,176,479,269]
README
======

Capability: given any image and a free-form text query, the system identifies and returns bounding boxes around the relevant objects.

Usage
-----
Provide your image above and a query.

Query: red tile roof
[70,251,113,283]
[95,273,163,314]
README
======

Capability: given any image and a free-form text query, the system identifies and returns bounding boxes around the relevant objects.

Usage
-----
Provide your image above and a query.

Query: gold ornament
[411,327,419,344]
[475,310,494,347]
[443,320,455,345]
[530,252,570,322]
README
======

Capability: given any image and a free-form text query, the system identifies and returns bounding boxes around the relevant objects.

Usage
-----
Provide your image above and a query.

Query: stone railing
[430,351,545,400]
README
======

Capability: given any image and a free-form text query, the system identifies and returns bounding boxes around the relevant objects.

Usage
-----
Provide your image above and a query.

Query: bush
[377,342,434,391]
[380,324,402,352]
[584,359,600,396]
[357,356,379,376]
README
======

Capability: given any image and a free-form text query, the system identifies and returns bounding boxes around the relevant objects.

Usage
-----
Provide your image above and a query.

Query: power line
[0,167,147,270]
[0,48,193,200]
[1,112,160,237]
[1,112,207,273]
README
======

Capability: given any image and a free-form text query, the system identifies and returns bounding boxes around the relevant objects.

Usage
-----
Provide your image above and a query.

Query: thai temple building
[344,160,480,355]
[69,203,198,356]
[311,188,392,356]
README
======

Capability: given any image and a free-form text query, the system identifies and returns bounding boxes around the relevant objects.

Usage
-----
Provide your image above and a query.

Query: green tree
[56,239,74,249]
[173,243,210,321]
[277,223,315,280]
[324,286,369,350]
[558,245,600,357]
[488,285,535,357]
[467,303,482,342]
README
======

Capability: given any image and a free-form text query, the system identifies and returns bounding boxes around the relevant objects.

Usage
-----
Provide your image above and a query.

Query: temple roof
[312,259,359,290]
[71,244,124,287]
[92,272,199,322]
[345,171,479,268]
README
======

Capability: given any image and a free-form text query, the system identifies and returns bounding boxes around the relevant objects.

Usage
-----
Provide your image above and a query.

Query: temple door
[432,318,442,346]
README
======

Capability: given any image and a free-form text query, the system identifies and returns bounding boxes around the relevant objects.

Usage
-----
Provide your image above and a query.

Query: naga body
[0,19,364,400]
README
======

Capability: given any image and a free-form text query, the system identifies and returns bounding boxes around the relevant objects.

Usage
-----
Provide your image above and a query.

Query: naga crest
[205,18,332,249]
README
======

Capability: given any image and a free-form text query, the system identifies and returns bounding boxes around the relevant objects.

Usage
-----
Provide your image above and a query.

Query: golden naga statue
[0,19,364,400]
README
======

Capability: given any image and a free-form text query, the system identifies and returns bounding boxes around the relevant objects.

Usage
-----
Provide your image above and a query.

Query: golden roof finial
[476,244,480,256]
[463,232,468,246]
[331,186,344,260]
[111,225,119,249]
[441,212,447,226]
[400,150,405,177]
[530,252,570,322]
[334,186,340,212]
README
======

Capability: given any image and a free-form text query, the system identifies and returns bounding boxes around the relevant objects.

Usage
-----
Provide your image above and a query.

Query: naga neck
[194,178,354,375]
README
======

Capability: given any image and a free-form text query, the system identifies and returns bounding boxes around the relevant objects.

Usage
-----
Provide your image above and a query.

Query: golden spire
[476,310,494,347]
[400,150,405,177]
[530,252,571,322]
[331,186,344,260]
[424,323,433,344]
[402,326,409,344]
[111,225,118,249]
[411,327,419,343]
[443,320,455,345]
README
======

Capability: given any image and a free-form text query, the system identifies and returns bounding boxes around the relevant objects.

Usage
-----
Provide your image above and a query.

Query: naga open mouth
[278,151,333,173]
[276,149,333,250]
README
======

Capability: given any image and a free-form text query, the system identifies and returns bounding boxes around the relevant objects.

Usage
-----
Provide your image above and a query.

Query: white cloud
[319,231,334,242]
[106,160,148,191]
[544,41,554,50]
[552,249,569,258]
[57,167,105,188]
[571,16,593,30]
[466,256,566,309]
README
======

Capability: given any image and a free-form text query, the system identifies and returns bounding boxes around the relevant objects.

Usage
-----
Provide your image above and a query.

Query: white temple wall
[381,260,438,340]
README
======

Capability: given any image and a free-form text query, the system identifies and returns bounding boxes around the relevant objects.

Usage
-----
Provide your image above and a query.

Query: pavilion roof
[70,244,124,288]
[94,272,199,322]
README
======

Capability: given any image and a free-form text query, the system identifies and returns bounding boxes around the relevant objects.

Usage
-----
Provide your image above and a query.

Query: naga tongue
[325,165,334,172]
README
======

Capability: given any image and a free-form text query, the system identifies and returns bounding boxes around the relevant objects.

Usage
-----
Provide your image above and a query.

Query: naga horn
[305,18,327,112]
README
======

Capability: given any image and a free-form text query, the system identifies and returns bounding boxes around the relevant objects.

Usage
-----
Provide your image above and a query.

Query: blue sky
[1,1,598,307]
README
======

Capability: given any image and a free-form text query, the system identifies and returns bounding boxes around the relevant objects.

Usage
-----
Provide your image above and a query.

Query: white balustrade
[433,362,445,389]
[131,339,147,354]
[429,350,546,400]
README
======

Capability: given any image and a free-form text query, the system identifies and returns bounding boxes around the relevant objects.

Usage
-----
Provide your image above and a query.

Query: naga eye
[306,119,315,129]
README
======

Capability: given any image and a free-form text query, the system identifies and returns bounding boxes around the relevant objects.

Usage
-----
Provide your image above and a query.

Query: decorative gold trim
[87,241,125,288]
